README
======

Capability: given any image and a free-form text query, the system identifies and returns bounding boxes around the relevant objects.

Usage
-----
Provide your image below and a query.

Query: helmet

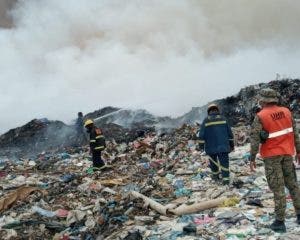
[207,103,219,113]
[259,88,279,103]
[84,119,94,127]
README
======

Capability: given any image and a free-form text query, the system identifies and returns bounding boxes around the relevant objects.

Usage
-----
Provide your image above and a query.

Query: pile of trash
[1,79,299,159]
[0,119,77,158]
[217,78,300,126]
[82,79,300,130]
[1,124,300,240]
[0,119,153,159]
[86,107,159,129]
[232,126,251,146]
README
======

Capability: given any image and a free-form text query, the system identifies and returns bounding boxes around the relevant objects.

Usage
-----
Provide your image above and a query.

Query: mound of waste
[216,78,300,126]
[0,119,153,159]
[0,119,76,158]
[1,124,300,239]
[86,107,159,129]
[1,78,299,158]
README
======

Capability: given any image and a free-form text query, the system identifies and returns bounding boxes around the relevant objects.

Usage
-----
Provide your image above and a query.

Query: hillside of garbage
[217,78,300,126]
[1,123,300,239]
[0,78,299,158]
[0,79,300,239]
[0,118,154,159]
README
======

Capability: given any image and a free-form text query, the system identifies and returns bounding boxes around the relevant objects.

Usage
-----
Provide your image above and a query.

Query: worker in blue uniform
[198,104,234,185]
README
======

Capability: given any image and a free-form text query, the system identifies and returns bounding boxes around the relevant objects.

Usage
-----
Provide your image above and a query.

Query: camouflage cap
[259,88,279,103]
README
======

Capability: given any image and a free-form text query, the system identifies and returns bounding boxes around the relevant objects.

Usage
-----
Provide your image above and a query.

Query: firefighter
[75,112,85,144]
[84,119,106,168]
[250,88,300,232]
[198,103,234,185]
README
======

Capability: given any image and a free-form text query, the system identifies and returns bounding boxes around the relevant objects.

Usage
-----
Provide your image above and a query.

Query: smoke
[1,0,300,133]
[0,0,17,28]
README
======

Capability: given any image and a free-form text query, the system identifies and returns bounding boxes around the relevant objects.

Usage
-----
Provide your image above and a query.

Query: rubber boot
[212,174,221,183]
[270,219,286,233]
[211,175,219,181]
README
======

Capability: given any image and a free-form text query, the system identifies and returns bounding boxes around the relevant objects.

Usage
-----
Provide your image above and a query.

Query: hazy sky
[0,0,300,133]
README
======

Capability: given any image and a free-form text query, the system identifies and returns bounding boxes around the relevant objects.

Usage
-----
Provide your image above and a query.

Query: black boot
[297,214,300,224]
[211,175,220,182]
[270,219,286,232]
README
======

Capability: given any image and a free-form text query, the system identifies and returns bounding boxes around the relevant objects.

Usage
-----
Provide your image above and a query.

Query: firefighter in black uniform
[84,119,106,168]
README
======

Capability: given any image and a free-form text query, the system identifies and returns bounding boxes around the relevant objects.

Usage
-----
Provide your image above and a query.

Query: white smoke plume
[0,0,300,133]
[0,0,16,28]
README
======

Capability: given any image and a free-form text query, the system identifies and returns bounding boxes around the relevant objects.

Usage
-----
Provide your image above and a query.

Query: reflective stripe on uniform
[90,140,96,143]
[96,135,104,139]
[219,165,229,172]
[94,146,105,150]
[268,127,293,138]
[205,121,226,127]
[209,156,229,172]
[199,140,205,143]
[209,158,219,167]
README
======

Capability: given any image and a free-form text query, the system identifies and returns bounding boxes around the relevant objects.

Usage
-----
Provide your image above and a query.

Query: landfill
[1,0,300,237]
[2,79,300,160]
[0,79,299,239]
[217,79,300,126]
[1,123,300,240]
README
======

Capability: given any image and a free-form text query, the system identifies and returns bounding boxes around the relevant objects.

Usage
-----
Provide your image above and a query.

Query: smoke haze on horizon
[0,0,300,133]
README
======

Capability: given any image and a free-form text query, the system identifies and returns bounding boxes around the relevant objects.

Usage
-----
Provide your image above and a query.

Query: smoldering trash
[0,79,299,239]
[0,123,299,239]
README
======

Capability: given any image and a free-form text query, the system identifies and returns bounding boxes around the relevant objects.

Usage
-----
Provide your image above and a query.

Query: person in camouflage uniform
[250,88,300,232]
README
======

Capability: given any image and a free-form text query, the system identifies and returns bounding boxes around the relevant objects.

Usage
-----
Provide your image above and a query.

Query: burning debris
[0,79,299,239]
[1,79,299,159]
[0,123,300,239]
[0,119,76,159]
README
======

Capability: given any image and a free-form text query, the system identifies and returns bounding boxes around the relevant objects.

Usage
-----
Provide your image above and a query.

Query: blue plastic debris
[174,188,192,197]
[60,173,76,183]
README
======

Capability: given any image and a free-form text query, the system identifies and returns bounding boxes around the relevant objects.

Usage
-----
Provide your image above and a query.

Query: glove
[259,130,269,144]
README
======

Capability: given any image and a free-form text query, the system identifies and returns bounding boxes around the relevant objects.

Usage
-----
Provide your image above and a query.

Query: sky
[0,0,300,133]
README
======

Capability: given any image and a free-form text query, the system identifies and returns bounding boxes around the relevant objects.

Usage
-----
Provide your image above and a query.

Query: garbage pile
[86,107,159,129]
[0,119,77,159]
[1,124,300,240]
[0,119,153,159]
[1,79,299,159]
[217,78,300,126]
[232,126,251,146]
[165,79,300,128]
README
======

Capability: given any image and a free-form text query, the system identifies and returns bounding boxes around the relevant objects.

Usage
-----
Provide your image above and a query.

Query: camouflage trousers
[264,155,300,221]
